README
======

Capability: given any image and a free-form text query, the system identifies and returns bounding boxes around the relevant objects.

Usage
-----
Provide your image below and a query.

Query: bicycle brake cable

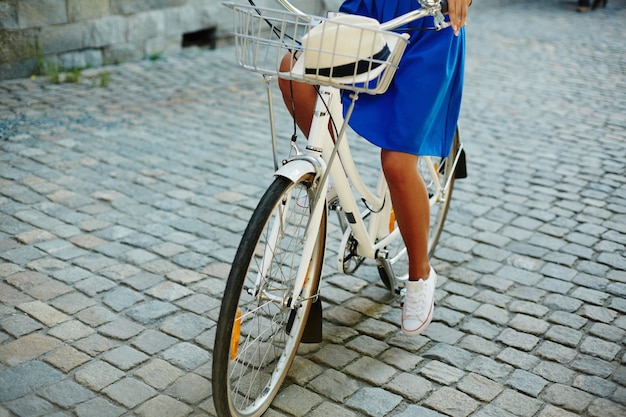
[247,0,301,52]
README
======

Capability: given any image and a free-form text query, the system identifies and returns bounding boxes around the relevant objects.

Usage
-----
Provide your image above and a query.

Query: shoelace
[404,281,426,318]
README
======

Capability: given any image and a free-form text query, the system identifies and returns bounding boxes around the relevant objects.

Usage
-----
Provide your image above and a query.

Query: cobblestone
[134,395,193,417]
[345,387,402,417]
[43,345,91,373]
[420,360,465,385]
[542,384,595,414]
[74,360,125,392]
[493,389,543,417]
[101,377,156,409]
[273,384,322,417]
[308,369,360,402]
[40,379,95,408]
[1,1,625,416]
[424,386,480,417]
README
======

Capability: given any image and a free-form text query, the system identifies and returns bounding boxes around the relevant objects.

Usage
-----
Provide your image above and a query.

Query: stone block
[196,2,228,28]
[507,369,548,397]
[111,0,187,16]
[75,398,126,417]
[420,360,465,385]
[307,369,358,402]
[135,395,193,417]
[346,387,403,417]
[345,357,397,386]
[40,379,95,408]
[0,60,34,80]
[457,373,502,402]
[0,313,43,337]
[102,345,149,370]
[85,15,126,48]
[132,329,178,355]
[38,22,86,55]
[159,312,212,340]
[542,384,594,414]
[48,319,95,341]
[68,0,110,22]
[17,300,69,326]
[17,0,67,28]
[85,48,104,66]
[135,358,185,390]
[104,42,143,64]
[0,333,62,366]
[160,342,210,371]
[4,394,55,417]
[102,377,157,409]
[0,361,64,402]
[127,10,165,42]
[0,30,35,64]
[43,345,90,373]
[0,0,18,30]
[274,384,323,416]
[164,6,200,36]
[164,373,210,404]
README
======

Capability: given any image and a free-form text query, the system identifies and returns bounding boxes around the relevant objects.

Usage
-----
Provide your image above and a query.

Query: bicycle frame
[277,85,416,307]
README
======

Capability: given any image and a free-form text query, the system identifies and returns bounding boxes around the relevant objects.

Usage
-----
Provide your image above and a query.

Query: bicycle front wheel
[212,174,326,417]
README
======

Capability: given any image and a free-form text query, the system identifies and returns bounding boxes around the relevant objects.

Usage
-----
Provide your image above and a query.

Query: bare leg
[278,54,317,138]
[381,149,431,280]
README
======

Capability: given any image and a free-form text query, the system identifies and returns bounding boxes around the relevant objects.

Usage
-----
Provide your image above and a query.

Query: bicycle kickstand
[376,252,401,296]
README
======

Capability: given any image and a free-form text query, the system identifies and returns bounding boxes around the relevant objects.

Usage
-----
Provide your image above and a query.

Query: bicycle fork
[272,157,327,313]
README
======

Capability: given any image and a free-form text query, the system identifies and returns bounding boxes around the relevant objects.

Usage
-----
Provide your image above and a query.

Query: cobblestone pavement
[1,0,625,416]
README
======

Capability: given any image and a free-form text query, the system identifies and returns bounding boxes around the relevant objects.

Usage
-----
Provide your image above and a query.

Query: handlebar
[272,0,450,31]
[274,0,309,16]
[381,0,449,31]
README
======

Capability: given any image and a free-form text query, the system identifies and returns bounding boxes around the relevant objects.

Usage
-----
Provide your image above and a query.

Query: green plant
[45,60,61,83]
[65,68,81,83]
[32,40,46,76]
[99,71,111,87]
[30,39,108,86]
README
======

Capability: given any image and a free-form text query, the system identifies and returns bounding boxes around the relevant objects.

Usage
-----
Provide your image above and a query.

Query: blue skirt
[339,0,465,157]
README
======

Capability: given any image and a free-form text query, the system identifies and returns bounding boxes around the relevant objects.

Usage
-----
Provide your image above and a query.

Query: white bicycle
[212,1,466,416]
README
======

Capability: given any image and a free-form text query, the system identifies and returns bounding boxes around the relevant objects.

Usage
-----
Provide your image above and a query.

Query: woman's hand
[446,0,471,36]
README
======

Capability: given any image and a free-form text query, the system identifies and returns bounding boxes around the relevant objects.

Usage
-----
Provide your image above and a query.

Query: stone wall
[0,0,342,81]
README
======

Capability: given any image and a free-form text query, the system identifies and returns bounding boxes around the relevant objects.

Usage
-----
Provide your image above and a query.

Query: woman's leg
[382,149,437,336]
[380,149,431,279]
[278,53,316,138]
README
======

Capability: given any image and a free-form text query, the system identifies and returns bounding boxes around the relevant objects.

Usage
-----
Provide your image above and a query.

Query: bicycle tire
[212,174,326,417]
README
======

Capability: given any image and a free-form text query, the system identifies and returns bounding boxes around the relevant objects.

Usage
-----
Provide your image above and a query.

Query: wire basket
[226,3,409,95]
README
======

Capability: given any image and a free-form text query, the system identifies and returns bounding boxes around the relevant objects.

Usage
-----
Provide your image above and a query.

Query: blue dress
[339,0,465,157]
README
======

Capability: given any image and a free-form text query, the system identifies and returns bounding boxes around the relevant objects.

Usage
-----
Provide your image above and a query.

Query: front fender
[273,158,319,183]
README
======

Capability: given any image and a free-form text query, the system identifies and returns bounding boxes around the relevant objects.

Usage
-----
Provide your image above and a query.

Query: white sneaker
[402,268,437,336]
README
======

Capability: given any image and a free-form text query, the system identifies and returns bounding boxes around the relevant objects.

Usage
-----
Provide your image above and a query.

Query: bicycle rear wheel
[212,174,326,417]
